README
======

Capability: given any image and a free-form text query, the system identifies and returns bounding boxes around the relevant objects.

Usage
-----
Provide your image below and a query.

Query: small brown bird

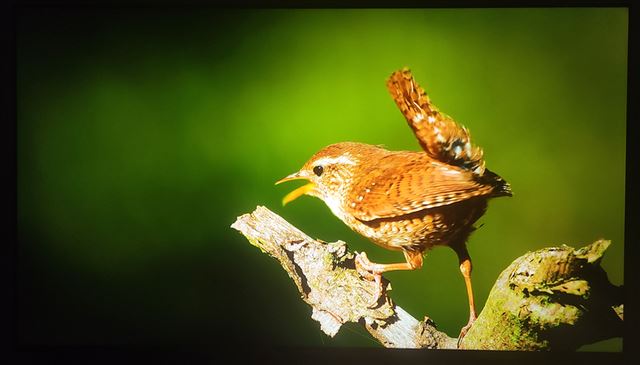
[276,68,511,342]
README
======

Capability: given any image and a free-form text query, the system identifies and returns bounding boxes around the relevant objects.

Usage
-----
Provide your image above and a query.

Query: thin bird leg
[452,244,477,347]
[355,250,423,307]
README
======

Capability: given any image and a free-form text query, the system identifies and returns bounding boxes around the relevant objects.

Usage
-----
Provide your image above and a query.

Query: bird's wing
[346,153,496,222]
[386,68,486,175]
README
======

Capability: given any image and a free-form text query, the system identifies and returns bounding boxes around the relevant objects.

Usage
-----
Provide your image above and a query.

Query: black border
[9,1,636,364]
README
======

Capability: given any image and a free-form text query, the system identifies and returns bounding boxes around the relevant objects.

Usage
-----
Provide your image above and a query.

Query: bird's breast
[343,197,489,252]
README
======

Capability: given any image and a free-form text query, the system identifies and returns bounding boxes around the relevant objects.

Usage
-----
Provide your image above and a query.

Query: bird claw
[457,320,474,348]
[354,252,375,279]
[354,252,384,308]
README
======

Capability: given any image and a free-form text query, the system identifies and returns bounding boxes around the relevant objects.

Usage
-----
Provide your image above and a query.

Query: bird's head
[276,142,377,210]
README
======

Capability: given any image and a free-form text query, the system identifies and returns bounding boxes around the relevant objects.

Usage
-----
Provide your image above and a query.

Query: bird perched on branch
[276,67,511,344]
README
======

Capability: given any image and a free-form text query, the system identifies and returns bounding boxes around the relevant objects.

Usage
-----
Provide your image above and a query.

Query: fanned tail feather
[387,67,486,176]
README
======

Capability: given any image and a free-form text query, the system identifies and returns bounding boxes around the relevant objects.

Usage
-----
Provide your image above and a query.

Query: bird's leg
[452,244,477,348]
[354,250,423,308]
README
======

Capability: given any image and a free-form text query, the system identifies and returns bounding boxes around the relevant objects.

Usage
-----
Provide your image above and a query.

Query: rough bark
[231,206,623,350]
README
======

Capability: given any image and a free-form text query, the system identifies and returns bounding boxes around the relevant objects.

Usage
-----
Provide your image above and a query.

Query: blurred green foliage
[17,8,626,350]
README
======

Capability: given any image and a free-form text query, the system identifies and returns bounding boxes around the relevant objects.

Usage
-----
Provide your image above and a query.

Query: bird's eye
[313,165,324,176]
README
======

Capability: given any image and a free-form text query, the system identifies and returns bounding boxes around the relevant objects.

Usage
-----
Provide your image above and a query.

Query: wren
[276,68,511,344]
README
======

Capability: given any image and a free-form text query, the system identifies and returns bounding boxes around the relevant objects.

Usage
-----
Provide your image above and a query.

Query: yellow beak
[275,172,316,206]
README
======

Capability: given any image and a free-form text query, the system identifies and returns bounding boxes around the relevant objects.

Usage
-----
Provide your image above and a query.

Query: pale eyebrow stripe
[314,155,357,166]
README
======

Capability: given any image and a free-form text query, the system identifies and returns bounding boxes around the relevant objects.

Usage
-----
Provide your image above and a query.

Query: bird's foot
[354,251,376,279]
[457,316,476,348]
[354,252,384,308]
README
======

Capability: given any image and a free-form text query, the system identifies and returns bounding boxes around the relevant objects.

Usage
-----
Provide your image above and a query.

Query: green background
[17,8,627,350]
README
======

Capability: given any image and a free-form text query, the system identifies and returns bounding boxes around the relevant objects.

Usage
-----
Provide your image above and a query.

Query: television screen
[16,7,626,355]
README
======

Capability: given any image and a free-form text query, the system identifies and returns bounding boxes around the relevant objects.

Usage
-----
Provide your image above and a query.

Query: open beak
[275,172,315,206]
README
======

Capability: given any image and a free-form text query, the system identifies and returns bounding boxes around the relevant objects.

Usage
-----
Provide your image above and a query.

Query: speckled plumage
[387,67,486,175]
[295,142,507,253]
[277,68,511,342]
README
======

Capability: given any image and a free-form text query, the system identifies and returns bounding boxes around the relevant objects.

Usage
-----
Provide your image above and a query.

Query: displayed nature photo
[17,7,626,355]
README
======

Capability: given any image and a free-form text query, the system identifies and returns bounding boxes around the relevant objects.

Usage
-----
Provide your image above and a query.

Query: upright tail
[387,67,486,176]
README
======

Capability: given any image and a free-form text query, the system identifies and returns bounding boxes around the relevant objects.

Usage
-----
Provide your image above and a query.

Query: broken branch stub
[231,206,455,348]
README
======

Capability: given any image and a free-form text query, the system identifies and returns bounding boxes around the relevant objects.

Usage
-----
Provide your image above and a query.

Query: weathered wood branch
[231,206,623,350]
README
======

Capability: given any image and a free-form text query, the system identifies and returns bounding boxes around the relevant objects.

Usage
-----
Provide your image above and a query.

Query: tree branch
[231,206,623,350]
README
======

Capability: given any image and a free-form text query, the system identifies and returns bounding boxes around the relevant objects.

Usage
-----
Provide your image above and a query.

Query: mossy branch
[231,206,623,350]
